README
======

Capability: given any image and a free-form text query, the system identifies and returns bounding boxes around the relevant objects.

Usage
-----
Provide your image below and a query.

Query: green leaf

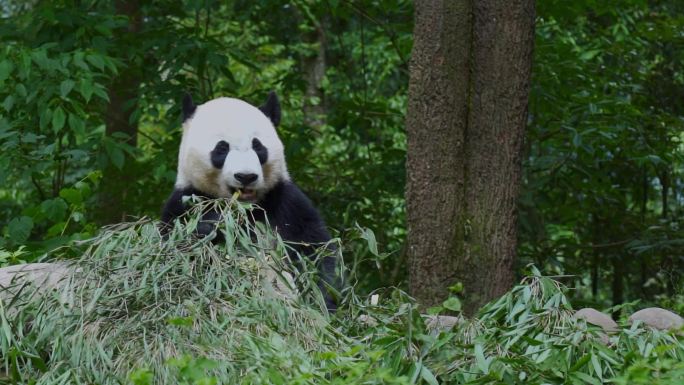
[570,354,591,371]
[73,51,88,70]
[31,50,50,69]
[129,368,153,385]
[2,95,14,112]
[39,108,52,130]
[590,353,603,380]
[15,83,27,98]
[86,54,105,70]
[41,198,68,221]
[408,363,422,384]
[0,60,13,82]
[579,49,601,61]
[68,113,85,136]
[20,51,31,77]
[52,107,66,132]
[426,306,443,315]
[449,282,464,294]
[7,216,33,243]
[29,354,48,373]
[571,372,602,385]
[111,148,125,169]
[94,24,114,38]
[104,139,125,170]
[75,180,92,197]
[419,365,439,385]
[60,79,75,98]
[46,222,67,238]
[572,132,581,147]
[443,297,461,312]
[79,79,94,102]
[474,343,489,374]
[359,226,379,256]
[167,316,194,327]
[93,84,110,102]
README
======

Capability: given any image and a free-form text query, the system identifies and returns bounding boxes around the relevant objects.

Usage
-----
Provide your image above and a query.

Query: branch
[584,239,631,249]
[31,175,46,201]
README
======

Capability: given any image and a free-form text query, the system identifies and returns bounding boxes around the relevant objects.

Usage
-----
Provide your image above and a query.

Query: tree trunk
[591,251,599,298]
[302,18,327,131]
[406,0,535,315]
[96,0,142,224]
[612,256,624,318]
[591,213,600,298]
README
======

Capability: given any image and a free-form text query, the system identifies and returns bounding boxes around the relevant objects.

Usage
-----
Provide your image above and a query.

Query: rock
[0,262,72,287]
[574,308,618,332]
[629,307,684,331]
[358,314,379,327]
[260,263,297,301]
[574,308,618,345]
[0,262,73,299]
[425,315,462,332]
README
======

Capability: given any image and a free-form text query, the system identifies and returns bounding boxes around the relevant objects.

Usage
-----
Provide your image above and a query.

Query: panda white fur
[161,92,339,311]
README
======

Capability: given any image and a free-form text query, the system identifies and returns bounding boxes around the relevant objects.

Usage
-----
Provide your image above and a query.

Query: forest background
[1,0,683,314]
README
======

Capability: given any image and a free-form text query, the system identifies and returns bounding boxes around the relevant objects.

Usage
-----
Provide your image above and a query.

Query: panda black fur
[161,92,339,312]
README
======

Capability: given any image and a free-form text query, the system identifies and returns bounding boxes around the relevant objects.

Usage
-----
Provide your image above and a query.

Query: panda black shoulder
[258,180,331,246]
[161,186,218,232]
[161,187,208,224]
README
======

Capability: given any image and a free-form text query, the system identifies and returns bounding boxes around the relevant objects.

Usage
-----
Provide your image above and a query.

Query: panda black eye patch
[252,138,268,164]
[210,140,230,168]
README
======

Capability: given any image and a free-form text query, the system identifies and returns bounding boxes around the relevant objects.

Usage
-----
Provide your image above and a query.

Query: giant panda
[161,92,339,312]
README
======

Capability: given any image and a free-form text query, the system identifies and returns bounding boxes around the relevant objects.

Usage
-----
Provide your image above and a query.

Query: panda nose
[234,173,258,186]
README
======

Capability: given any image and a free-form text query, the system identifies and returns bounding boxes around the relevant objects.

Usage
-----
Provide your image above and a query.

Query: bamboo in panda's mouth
[237,188,256,201]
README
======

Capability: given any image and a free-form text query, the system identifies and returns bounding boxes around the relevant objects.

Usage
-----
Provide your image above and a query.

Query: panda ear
[259,91,281,127]
[182,93,197,122]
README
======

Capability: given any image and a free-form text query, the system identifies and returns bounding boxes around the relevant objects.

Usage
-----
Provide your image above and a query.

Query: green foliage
[1,205,682,384]
[353,267,684,385]
[521,0,684,306]
[0,246,28,267]
[0,2,120,252]
[615,357,684,385]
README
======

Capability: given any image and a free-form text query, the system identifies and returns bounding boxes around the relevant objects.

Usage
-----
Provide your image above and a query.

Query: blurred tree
[97,0,142,224]
[296,4,327,130]
[0,1,121,251]
[406,0,535,314]
[520,0,684,309]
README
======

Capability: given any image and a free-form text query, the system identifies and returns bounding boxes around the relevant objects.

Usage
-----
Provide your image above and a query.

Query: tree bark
[612,256,624,318]
[406,1,471,311]
[406,0,535,315]
[96,0,142,224]
[301,18,327,131]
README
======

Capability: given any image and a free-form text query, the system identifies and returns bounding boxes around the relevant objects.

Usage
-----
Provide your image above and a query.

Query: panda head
[175,92,289,202]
